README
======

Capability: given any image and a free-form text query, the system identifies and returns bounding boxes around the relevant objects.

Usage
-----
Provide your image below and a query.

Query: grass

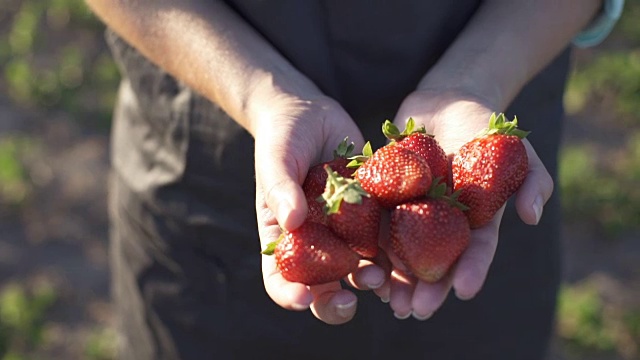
[0,282,117,360]
[557,282,640,359]
[558,132,640,234]
[565,50,640,124]
[0,2,118,358]
[1,0,120,127]
[84,327,117,360]
[557,284,616,352]
[0,137,35,208]
[560,0,640,234]
[0,284,56,359]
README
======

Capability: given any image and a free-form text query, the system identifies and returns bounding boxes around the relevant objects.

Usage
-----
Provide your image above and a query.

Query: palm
[254,95,384,324]
[376,89,553,319]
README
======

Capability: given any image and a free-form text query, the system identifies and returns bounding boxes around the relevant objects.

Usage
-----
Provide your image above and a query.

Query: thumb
[255,142,309,231]
[515,140,554,225]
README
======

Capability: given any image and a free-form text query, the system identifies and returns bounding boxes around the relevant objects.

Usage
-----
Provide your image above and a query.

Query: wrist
[416,64,506,112]
[244,69,325,137]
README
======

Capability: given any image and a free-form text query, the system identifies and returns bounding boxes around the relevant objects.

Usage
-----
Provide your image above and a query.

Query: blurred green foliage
[618,0,640,45]
[557,284,616,352]
[0,137,35,207]
[84,327,117,360]
[560,0,640,234]
[0,284,56,360]
[1,0,119,125]
[565,50,640,124]
[557,282,640,359]
[559,133,640,233]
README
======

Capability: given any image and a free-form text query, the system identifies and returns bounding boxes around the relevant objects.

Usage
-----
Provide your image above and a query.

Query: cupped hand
[376,88,554,320]
[251,91,387,325]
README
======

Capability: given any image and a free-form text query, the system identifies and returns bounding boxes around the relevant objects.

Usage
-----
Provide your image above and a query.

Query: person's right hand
[250,87,387,325]
[371,88,554,320]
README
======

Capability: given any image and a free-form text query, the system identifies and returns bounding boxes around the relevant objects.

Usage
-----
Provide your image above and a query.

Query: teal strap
[573,0,625,48]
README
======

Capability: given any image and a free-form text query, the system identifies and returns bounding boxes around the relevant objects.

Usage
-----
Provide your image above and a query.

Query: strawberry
[390,183,470,283]
[320,165,381,258]
[351,142,433,209]
[452,113,529,228]
[302,138,356,224]
[383,118,449,187]
[262,221,360,286]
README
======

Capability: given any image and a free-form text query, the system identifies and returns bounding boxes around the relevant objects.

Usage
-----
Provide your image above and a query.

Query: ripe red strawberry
[352,142,433,208]
[262,221,360,286]
[383,118,449,187]
[320,165,381,258]
[452,113,529,228]
[390,183,470,283]
[302,138,356,224]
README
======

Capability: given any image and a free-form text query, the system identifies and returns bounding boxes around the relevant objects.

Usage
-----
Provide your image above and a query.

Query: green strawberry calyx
[320,165,370,214]
[333,136,356,159]
[346,141,374,169]
[382,118,431,142]
[261,233,284,256]
[478,113,530,139]
[427,178,469,211]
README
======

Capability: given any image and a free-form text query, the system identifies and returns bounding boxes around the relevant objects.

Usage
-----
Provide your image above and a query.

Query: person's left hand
[371,88,554,320]
[250,88,388,325]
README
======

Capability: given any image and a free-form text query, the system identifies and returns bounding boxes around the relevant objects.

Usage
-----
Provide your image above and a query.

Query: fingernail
[394,312,411,320]
[336,299,357,318]
[455,289,476,301]
[291,302,309,311]
[411,311,433,321]
[533,195,544,225]
[380,296,390,303]
[366,278,384,290]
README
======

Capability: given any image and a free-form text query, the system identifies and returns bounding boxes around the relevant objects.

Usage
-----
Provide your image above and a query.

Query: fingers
[260,219,315,310]
[262,260,315,311]
[383,206,503,319]
[255,128,312,231]
[515,140,554,225]
[256,182,314,313]
[262,240,360,325]
[452,206,504,300]
[260,229,314,310]
[258,183,366,325]
[373,280,391,304]
[261,224,358,323]
[389,269,417,319]
[346,259,386,290]
[263,252,359,325]
[386,271,452,320]
[255,151,308,231]
[411,276,453,320]
[309,283,358,325]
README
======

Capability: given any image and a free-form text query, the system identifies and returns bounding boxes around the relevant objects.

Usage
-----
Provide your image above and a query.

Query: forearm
[85,0,321,135]
[420,0,602,110]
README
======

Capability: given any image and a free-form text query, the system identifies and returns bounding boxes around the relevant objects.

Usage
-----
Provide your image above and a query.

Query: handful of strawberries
[262,113,529,286]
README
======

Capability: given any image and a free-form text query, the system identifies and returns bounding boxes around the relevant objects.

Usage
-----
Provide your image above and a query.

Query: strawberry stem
[321,165,369,214]
[347,141,373,168]
[427,178,448,198]
[480,113,530,139]
[333,137,356,159]
[427,178,469,211]
[261,233,284,255]
[382,118,428,142]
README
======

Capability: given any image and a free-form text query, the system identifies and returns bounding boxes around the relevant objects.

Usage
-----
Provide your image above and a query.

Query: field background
[0,1,639,359]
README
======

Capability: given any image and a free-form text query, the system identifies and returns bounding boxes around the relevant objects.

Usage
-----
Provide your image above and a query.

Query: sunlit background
[0,1,639,359]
